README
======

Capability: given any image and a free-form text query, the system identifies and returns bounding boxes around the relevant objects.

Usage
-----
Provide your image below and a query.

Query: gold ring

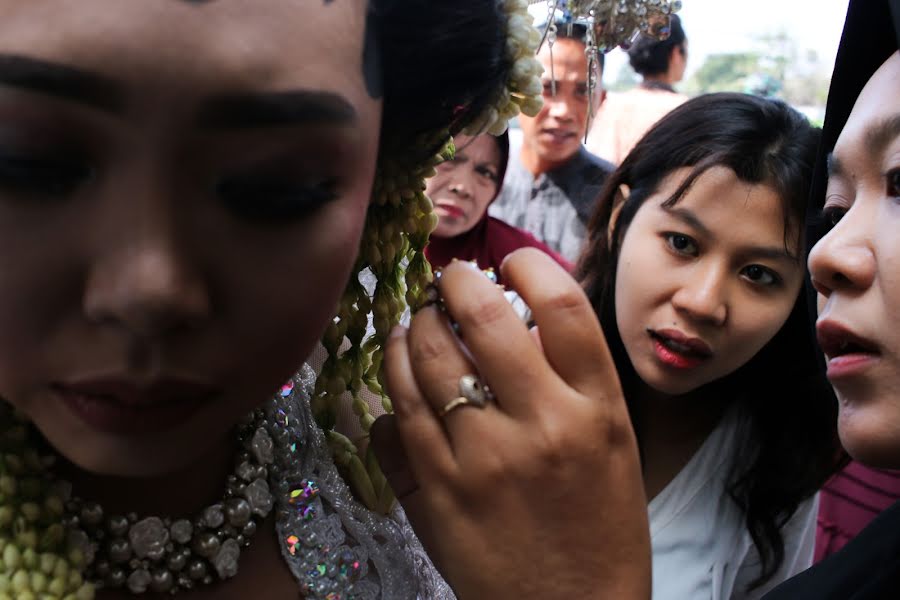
[439,397,473,418]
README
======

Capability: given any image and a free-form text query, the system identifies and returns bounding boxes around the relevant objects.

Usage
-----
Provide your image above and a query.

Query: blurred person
[425,132,570,284]
[587,14,689,165]
[489,20,615,263]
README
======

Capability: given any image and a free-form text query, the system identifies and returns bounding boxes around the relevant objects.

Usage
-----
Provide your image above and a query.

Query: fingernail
[389,325,407,340]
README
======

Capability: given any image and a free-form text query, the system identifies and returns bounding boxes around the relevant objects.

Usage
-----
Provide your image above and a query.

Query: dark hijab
[804,0,900,359]
[808,0,900,227]
[764,2,900,597]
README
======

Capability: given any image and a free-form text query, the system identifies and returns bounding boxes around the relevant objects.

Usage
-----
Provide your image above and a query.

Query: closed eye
[0,153,92,199]
[216,175,338,224]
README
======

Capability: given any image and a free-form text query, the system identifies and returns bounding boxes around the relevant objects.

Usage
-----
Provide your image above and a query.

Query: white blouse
[649,408,819,600]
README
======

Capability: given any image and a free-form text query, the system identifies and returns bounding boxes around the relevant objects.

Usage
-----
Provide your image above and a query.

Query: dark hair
[536,20,606,74]
[627,14,686,77]
[491,130,511,200]
[372,1,512,159]
[576,93,844,588]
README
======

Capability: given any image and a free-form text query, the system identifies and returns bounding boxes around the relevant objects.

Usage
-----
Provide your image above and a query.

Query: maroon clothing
[815,461,900,562]
[425,215,572,286]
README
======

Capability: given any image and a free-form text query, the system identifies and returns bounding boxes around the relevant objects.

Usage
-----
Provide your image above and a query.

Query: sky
[530,0,851,85]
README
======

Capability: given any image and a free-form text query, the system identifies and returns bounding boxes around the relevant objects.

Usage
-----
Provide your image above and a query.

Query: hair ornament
[462,0,546,137]
[531,0,682,53]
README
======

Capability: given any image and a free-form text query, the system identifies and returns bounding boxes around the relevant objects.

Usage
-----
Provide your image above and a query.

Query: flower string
[312,0,547,515]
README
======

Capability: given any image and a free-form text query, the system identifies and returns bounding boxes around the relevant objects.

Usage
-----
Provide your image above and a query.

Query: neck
[632,381,729,499]
[642,74,676,89]
[58,433,236,517]
[520,144,571,176]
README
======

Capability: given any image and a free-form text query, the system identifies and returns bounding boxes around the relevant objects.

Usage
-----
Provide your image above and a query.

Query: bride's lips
[51,377,219,435]
[816,320,882,380]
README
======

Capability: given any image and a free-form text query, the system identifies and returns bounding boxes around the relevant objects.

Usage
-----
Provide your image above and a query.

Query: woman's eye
[0,155,92,198]
[887,168,900,197]
[741,265,781,287]
[664,233,698,256]
[216,175,338,223]
[475,166,498,183]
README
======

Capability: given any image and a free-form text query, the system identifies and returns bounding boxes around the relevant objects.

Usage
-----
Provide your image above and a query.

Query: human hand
[371,248,651,599]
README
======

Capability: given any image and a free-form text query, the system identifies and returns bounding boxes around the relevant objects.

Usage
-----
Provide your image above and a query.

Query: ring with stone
[458,374,492,407]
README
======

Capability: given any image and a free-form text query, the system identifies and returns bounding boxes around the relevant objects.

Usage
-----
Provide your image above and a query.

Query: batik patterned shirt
[489,142,614,262]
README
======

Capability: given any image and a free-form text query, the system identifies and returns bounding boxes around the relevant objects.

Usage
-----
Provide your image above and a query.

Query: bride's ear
[607,184,630,250]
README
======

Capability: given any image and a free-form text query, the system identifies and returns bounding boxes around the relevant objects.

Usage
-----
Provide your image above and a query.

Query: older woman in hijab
[424,132,570,284]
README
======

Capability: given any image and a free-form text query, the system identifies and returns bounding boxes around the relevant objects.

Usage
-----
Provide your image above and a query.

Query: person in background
[587,14,689,165]
[489,20,614,263]
[425,132,570,284]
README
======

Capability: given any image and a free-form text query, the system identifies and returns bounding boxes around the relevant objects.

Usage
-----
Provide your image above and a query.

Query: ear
[607,184,630,250]
[592,87,607,116]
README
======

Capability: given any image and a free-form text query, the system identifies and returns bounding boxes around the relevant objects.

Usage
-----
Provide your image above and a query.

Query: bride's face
[0,0,381,476]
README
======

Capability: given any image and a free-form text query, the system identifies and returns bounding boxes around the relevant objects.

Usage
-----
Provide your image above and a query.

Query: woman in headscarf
[424,132,571,284]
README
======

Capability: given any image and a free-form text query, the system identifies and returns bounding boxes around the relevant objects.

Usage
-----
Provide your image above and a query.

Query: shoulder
[763,500,900,599]
[576,148,616,180]
[487,217,573,270]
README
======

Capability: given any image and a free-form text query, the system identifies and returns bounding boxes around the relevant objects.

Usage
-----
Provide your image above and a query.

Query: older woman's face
[809,52,900,468]
[0,0,381,476]
[428,134,501,239]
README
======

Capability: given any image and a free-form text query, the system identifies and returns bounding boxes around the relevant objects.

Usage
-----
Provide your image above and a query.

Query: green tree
[683,52,761,96]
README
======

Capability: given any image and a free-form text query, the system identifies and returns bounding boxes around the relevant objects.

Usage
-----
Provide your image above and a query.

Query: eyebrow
[666,206,797,262]
[666,207,712,238]
[0,54,125,112]
[864,114,900,156]
[0,53,358,131]
[196,91,358,130]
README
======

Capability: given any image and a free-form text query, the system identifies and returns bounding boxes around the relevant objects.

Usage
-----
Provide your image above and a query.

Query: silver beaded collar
[65,412,276,594]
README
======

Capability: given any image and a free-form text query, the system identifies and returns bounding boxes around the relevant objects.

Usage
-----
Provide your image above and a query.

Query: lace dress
[266,364,455,600]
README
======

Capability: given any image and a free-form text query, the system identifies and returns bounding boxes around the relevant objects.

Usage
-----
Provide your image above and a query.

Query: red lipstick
[648,328,713,370]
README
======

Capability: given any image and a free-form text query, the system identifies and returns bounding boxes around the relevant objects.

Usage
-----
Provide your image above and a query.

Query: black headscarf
[803,0,900,362]
[808,0,900,222]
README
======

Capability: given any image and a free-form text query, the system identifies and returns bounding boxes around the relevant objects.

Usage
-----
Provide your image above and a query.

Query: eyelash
[0,154,92,198]
[216,175,339,223]
[663,232,782,288]
[888,167,900,197]
[817,168,900,232]
[475,166,498,183]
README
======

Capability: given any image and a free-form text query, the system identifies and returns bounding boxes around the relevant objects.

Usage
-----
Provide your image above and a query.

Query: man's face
[519,38,601,169]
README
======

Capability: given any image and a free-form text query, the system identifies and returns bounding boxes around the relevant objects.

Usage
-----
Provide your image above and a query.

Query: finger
[501,248,620,398]
[407,305,504,440]
[370,414,419,500]
[369,415,439,554]
[382,325,456,484]
[436,260,563,417]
